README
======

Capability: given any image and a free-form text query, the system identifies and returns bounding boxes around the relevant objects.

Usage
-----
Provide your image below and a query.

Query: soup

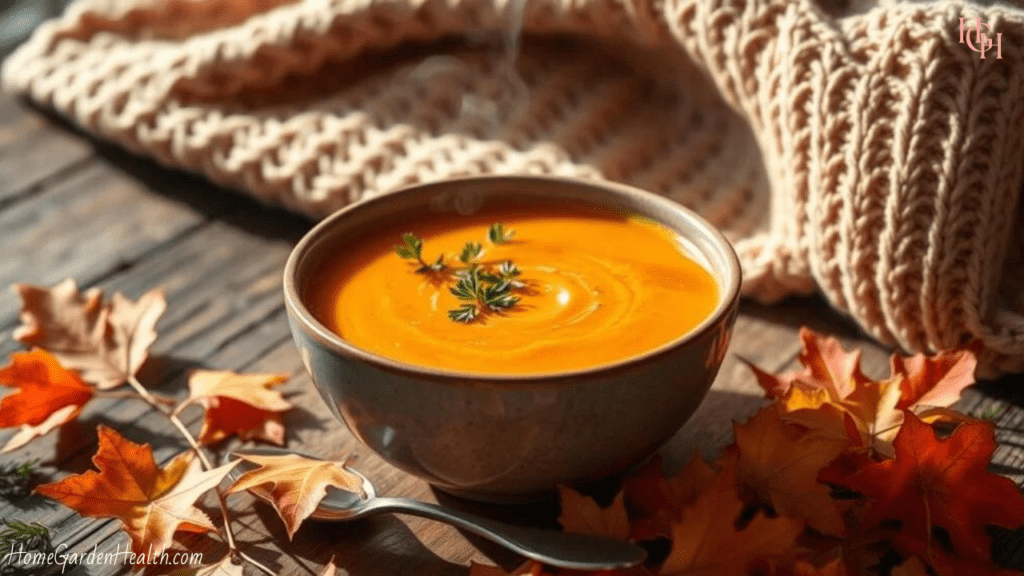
[306,203,719,375]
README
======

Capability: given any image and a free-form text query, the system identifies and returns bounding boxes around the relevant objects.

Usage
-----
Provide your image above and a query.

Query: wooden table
[2,90,1024,575]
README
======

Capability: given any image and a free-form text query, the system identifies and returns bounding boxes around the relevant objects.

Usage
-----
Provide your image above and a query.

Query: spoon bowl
[227,447,647,571]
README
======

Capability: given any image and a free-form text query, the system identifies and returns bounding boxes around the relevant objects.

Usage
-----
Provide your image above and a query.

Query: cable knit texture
[3,0,1024,375]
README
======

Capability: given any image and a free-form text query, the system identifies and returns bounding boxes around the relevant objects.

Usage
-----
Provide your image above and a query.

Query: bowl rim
[283,175,742,384]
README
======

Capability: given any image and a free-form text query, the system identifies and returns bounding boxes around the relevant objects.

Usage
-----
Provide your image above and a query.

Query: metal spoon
[226,447,646,571]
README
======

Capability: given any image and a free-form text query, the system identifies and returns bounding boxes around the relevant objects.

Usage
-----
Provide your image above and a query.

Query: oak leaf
[185,370,292,446]
[730,407,849,536]
[661,467,804,576]
[557,486,630,540]
[35,426,236,564]
[227,453,366,539]
[13,279,166,389]
[819,411,1024,564]
[194,555,244,576]
[0,349,93,452]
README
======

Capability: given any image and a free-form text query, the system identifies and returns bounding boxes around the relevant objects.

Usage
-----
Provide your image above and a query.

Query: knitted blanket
[4,0,1024,375]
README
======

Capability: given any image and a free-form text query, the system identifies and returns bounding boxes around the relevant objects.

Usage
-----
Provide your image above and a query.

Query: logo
[960,17,1002,59]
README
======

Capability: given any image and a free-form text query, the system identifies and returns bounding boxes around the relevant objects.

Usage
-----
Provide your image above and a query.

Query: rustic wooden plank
[0,162,208,322]
[0,93,94,204]
[0,201,317,574]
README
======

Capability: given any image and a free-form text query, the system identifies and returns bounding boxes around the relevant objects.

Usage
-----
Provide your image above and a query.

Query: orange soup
[306,204,719,375]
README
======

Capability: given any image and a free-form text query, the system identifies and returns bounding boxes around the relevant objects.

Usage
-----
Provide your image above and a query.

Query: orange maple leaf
[12,279,166,389]
[746,329,869,402]
[623,454,717,542]
[0,349,94,452]
[792,558,852,576]
[35,426,236,564]
[819,411,1024,564]
[185,370,292,446]
[729,407,849,536]
[912,545,1024,576]
[891,345,978,410]
[890,556,929,576]
[557,486,630,540]
[226,453,366,539]
[661,466,804,576]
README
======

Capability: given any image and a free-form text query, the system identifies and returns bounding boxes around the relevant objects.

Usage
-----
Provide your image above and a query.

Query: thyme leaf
[448,304,479,323]
[398,223,525,322]
[488,222,515,244]
[459,242,483,264]
[395,233,423,261]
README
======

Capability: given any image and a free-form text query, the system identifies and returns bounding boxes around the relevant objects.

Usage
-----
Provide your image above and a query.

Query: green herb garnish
[459,242,483,264]
[488,222,515,244]
[396,223,524,323]
[395,233,445,272]
[0,519,51,556]
[0,459,41,500]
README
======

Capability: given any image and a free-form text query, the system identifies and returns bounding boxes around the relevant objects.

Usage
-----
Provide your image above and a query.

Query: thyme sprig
[395,233,445,272]
[395,223,525,323]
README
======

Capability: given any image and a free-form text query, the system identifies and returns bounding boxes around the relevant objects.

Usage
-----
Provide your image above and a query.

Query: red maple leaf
[819,411,1024,564]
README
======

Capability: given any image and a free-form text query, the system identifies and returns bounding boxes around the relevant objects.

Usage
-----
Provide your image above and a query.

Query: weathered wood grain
[0,93,93,204]
[0,162,207,322]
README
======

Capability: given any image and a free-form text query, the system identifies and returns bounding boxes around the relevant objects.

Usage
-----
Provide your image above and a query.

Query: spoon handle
[362,497,646,571]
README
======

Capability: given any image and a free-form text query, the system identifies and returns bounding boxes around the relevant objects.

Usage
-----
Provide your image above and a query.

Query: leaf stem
[93,389,176,406]
[125,375,246,568]
[240,551,278,576]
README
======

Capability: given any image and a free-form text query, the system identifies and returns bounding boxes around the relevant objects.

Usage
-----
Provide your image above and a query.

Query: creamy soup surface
[307,204,719,375]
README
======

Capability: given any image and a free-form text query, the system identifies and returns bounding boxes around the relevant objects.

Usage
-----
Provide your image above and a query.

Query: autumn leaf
[747,329,869,402]
[661,466,804,576]
[819,411,1024,564]
[35,426,236,564]
[744,329,894,451]
[623,454,718,541]
[194,555,244,576]
[0,349,93,452]
[792,558,851,576]
[838,376,904,457]
[468,561,553,576]
[185,370,292,446]
[557,486,630,540]
[227,453,366,539]
[730,407,849,536]
[319,557,338,576]
[890,556,929,576]
[12,279,166,389]
[915,544,1024,576]
[891,345,977,410]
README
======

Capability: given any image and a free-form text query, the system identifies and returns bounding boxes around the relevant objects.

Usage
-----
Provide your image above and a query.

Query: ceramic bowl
[283,176,741,502]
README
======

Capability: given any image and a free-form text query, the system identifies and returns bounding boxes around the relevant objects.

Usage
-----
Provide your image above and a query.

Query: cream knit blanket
[4,0,1024,375]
